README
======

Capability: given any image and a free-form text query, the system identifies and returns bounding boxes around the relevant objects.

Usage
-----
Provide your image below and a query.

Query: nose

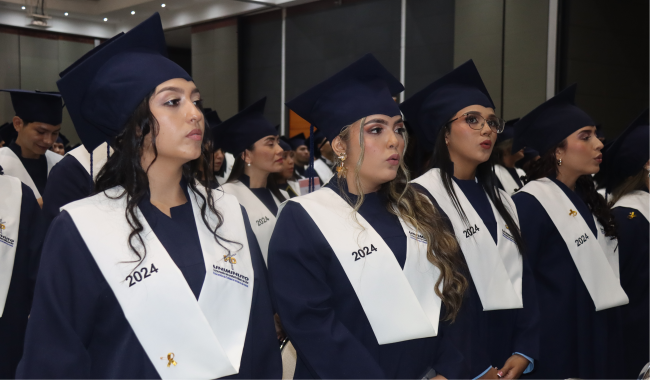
[480,122,493,136]
[387,127,399,149]
[187,102,203,125]
[43,133,55,146]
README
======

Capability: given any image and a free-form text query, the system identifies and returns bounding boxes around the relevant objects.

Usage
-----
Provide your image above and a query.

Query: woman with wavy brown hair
[511,84,628,379]
[268,54,467,379]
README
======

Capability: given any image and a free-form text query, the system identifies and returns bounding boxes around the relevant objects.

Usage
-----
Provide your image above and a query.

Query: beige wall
[191,20,239,120]
[0,31,93,146]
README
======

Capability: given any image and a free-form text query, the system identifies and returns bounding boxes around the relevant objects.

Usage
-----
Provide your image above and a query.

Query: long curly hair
[335,118,467,322]
[94,91,241,270]
[527,140,617,238]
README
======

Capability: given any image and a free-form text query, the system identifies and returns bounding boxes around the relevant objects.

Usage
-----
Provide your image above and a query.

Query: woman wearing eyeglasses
[510,85,628,379]
[401,60,539,379]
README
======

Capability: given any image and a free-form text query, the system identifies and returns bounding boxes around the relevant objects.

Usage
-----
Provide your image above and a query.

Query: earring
[557,158,562,166]
[336,152,347,178]
[247,162,251,167]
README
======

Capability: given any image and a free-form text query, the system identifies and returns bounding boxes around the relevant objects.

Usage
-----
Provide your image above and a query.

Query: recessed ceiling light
[131,10,135,15]
[161,3,166,7]
[21,6,25,9]
[103,17,108,22]
[64,12,68,16]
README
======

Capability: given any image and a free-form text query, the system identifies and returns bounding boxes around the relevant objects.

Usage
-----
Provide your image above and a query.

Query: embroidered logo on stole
[0,219,14,247]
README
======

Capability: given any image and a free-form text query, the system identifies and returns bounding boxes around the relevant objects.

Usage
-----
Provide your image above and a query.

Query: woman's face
[145,78,204,166]
[334,114,405,193]
[243,135,284,174]
[556,126,603,176]
[445,105,498,167]
[213,148,225,172]
[281,151,295,180]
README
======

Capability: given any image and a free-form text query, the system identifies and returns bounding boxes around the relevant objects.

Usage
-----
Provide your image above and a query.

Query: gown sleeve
[41,155,91,226]
[267,201,386,379]
[16,211,104,379]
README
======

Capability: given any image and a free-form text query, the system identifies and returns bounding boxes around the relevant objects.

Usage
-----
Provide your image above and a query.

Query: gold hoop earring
[336,152,347,178]
[557,158,562,166]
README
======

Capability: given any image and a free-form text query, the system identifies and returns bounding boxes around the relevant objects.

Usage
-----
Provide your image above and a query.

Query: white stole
[67,142,112,179]
[519,178,629,310]
[313,158,334,185]
[612,190,649,222]
[0,175,22,317]
[287,180,301,197]
[494,164,522,195]
[0,147,62,198]
[412,169,523,310]
[63,187,254,379]
[284,187,440,344]
[220,181,281,265]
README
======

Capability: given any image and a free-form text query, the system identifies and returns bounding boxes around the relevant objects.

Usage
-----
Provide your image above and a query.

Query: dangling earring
[557,158,562,166]
[336,152,347,178]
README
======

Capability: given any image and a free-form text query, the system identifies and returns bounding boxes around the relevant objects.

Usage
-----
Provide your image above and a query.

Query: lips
[387,153,400,165]
[275,158,284,164]
[595,154,602,163]
[186,129,203,141]
[480,140,492,149]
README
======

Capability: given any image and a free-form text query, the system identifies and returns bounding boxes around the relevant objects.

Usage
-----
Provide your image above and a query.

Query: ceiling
[0,0,316,38]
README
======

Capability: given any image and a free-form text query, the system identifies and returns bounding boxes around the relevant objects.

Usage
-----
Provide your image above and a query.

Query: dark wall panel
[240,10,283,126]
[286,0,401,105]
[404,0,454,97]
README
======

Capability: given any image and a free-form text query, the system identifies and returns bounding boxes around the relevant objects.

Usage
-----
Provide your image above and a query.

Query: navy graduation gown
[613,200,649,378]
[512,177,624,379]
[268,181,462,379]
[0,183,46,379]
[41,154,91,226]
[238,174,279,216]
[17,187,282,379]
[413,178,539,376]
[9,143,48,196]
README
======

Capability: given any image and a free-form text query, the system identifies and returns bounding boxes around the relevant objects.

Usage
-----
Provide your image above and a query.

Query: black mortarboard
[497,118,520,145]
[1,90,63,126]
[288,133,306,150]
[400,60,495,146]
[0,122,17,144]
[512,84,594,155]
[56,132,70,147]
[57,13,191,153]
[286,54,403,144]
[603,108,649,191]
[217,97,277,156]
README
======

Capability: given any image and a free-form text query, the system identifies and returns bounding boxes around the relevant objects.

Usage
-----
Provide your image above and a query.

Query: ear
[12,116,23,132]
[331,135,345,156]
[555,146,564,159]
[240,150,249,164]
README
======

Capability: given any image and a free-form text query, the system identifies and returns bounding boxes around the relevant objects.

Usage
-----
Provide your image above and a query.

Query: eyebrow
[156,86,200,96]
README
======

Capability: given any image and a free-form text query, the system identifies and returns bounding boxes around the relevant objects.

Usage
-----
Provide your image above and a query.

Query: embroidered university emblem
[0,219,15,248]
[569,209,577,217]
[628,212,637,219]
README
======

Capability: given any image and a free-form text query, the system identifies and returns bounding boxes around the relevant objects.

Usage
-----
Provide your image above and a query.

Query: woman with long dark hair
[272,138,300,198]
[491,119,526,195]
[601,109,648,379]
[218,97,287,265]
[16,14,281,379]
[269,54,467,379]
[510,84,628,379]
[401,60,539,379]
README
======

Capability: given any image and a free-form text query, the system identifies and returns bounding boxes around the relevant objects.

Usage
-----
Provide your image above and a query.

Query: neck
[501,153,517,168]
[345,174,380,195]
[450,157,477,180]
[143,156,186,217]
[245,166,269,188]
[13,140,40,159]
[556,169,579,191]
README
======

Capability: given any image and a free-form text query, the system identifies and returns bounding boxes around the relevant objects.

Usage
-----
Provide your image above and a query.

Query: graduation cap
[57,13,191,153]
[496,118,520,145]
[56,132,70,147]
[0,122,17,144]
[512,84,594,155]
[286,54,403,145]
[288,133,306,150]
[279,136,291,152]
[400,60,495,146]
[217,97,277,156]
[0,90,63,126]
[602,108,649,191]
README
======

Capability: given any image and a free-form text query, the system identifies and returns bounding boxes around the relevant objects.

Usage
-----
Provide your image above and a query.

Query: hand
[430,375,447,380]
[497,354,530,379]
[478,367,500,379]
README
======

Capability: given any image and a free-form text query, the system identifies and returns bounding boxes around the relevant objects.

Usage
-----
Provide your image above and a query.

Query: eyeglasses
[447,112,505,133]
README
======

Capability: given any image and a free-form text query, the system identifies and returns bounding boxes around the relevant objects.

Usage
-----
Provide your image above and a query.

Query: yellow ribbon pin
[160,353,177,367]
[569,209,577,217]
[628,212,637,219]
